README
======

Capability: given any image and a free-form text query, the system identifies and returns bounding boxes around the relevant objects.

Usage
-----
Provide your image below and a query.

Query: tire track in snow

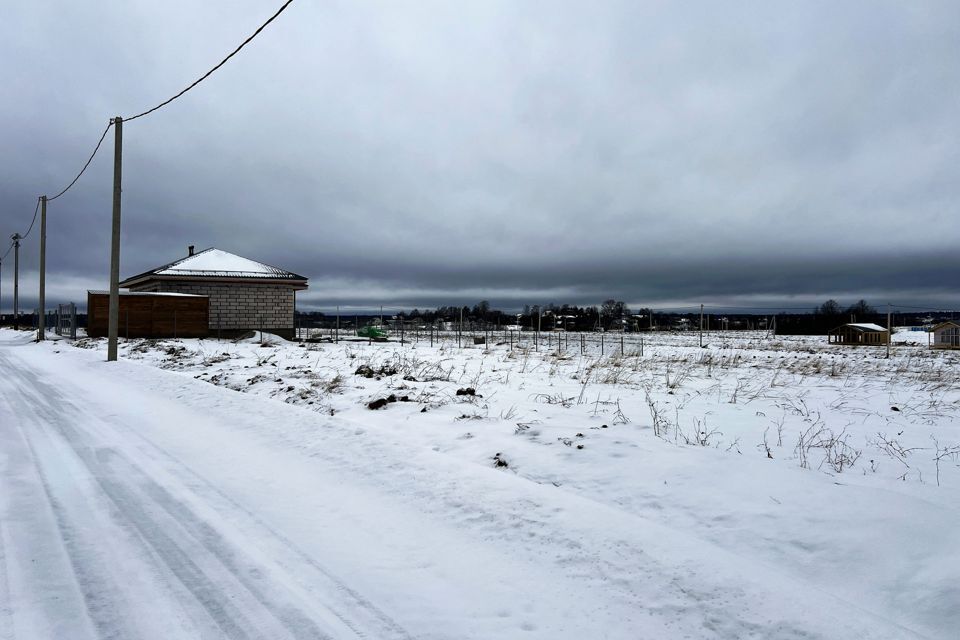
[2,339,933,639]
[0,477,17,640]
[4,359,271,638]
[144,378,925,640]
[0,367,103,640]
[0,348,410,640]
[88,423,414,640]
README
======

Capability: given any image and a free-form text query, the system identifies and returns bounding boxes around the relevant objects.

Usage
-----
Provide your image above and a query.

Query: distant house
[930,321,960,350]
[828,323,889,345]
[119,246,308,339]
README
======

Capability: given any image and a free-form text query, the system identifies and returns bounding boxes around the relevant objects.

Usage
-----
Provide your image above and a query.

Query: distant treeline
[773,299,930,335]
[297,300,640,332]
[1,298,949,336]
[295,299,952,334]
[0,312,87,329]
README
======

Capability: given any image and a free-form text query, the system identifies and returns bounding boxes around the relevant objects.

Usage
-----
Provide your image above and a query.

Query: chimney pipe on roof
[188,245,195,256]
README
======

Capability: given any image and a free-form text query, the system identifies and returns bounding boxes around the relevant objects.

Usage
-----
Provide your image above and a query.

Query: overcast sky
[2,0,958,313]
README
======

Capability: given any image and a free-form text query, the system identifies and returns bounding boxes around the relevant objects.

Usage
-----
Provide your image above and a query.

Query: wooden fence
[86,291,208,338]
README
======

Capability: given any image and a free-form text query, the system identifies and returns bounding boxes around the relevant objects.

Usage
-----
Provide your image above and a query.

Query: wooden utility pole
[11,233,21,330]
[107,116,123,362]
[537,309,541,350]
[886,303,892,359]
[37,196,47,340]
[699,303,704,348]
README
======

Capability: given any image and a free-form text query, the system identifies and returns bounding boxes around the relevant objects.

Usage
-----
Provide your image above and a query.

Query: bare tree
[816,299,842,316]
[845,299,875,318]
[600,299,631,329]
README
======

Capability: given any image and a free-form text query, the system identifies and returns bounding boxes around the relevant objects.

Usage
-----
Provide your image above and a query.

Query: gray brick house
[120,246,308,339]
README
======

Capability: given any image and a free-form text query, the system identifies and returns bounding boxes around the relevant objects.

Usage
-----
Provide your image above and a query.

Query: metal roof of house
[120,248,307,285]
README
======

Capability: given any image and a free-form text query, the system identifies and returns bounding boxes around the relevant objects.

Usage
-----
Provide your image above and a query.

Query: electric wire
[0,0,952,318]
[47,121,113,201]
[889,304,956,311]
[124,0,294,122]
[17,198,42,242]
[1,0,295,275]
[646,303,953,312]
[2,120,111,257]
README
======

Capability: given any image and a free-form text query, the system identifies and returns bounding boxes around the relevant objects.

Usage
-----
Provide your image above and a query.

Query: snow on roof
[137,248,306,280]
[846,323,888,332]
[88,290,206,297]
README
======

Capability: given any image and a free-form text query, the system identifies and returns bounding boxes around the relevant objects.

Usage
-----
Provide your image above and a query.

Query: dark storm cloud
[2,0,958,313]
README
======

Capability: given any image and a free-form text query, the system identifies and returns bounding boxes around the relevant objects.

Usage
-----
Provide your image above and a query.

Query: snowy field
[1,326,958,639]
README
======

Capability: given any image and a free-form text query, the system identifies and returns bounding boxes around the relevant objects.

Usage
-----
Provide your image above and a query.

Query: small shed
[930,321,960,349]
[87,291,209,339]
[828,323,889,345]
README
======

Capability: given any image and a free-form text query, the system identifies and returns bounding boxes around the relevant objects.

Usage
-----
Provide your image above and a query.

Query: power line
[3,3,294,259]
[712,306,830,311]
[891,304,957,311]
[649,305,817,312]
[4,0,294,247]
[17,198,42,241]
[0,117,111,258]
[0,240,13,262]
[1,121,111,254]
[124,0,295,122]
[47,121,113,201]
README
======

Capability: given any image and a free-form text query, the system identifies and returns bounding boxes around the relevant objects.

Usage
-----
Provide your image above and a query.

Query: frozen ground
[1,327,958,639]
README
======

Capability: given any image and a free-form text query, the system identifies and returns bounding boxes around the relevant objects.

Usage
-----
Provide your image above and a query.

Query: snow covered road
[0,332,945,638]
[0,337,413,639]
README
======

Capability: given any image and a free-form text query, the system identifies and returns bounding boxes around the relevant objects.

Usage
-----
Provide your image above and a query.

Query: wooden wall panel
[86,293,208,338]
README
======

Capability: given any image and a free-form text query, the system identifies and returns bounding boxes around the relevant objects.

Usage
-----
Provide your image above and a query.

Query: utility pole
[37,196,47,340]
[886,303,892,359]
[11,234,21,330]
[107,116,122,362]
[699,303,704,348]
